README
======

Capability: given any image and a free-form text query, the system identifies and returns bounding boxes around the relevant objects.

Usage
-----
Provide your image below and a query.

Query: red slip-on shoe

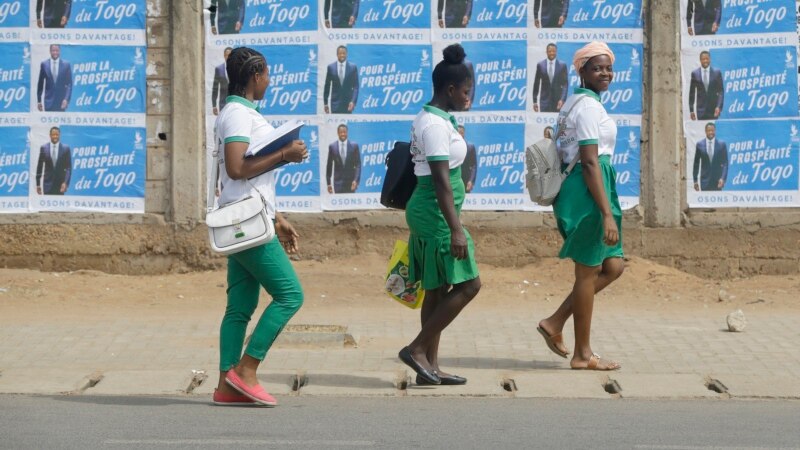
[212,389,258,406]
[225,370,278,407]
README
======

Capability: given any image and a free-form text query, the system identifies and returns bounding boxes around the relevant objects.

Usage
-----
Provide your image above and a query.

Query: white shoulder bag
[205,146,274,255]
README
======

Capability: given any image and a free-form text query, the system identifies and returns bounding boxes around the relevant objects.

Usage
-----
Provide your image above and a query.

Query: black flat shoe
[416,374,467,386]
[399,347,440,385]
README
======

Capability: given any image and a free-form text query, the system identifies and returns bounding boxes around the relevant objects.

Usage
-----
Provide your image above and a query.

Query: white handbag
[205,148,274,255]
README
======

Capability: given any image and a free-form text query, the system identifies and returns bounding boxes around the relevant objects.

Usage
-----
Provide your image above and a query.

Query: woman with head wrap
[536,41,624,371]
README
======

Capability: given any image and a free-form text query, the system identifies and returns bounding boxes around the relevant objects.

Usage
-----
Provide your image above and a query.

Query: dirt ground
[2,254,798,327]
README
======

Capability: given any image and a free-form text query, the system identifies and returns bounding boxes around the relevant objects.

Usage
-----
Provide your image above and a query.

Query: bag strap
[207,145,218,214]
[561,94,590,176]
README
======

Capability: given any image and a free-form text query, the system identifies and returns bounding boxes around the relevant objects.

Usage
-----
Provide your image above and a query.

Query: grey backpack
[525,95,587,206]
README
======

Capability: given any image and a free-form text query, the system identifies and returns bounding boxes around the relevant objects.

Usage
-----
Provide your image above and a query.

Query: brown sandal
[537,325,569,358]
[572,353,621,371]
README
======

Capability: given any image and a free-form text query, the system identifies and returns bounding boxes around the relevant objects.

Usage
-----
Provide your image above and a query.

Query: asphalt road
[0,395,798,449]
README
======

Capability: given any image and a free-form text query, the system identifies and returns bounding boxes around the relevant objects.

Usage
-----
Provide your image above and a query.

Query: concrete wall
[2,0,800,279]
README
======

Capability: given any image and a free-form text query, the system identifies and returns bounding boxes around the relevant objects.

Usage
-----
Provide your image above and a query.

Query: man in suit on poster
[212,47,233,115]
[326,124,361,194]
[324,0,360,28]
[689,51,724,120]
[210,0,245,35]
[687,0,722,36]
[458,125,477,193]
[534,0,569,28]
[532,43,569,112]
[36,0,72,28]
[36,44,72,112]
[693,122,728,191]
[324,46,359,114]
[36,127,72,196]
[437,0,473,28]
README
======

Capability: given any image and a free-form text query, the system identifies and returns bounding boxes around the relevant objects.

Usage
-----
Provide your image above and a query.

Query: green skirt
[405,167,479,290]
[553,155,624,267]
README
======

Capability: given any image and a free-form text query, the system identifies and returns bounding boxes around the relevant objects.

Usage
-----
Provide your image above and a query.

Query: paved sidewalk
[1,262,799,401]
[1,300,798,400]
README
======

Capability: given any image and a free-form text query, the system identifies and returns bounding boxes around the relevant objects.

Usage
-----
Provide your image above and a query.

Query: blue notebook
[245,120,304,171]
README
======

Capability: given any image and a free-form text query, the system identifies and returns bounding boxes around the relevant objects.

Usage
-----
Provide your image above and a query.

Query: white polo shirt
[410,104,466,177]
[556,88,617,164]
[213,96,277,218]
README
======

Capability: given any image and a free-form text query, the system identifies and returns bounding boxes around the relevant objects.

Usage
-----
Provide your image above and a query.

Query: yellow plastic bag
[384,240,425,309]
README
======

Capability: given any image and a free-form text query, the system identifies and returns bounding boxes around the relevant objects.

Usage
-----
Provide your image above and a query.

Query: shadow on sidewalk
[303,374,393,389]
[438,357,563,371]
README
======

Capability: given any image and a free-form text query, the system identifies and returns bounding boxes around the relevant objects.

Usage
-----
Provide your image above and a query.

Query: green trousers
[219,236,304,371]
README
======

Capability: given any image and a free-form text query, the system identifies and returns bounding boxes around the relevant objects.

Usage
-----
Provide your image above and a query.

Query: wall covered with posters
[681,0,800,208]
[203,0,645,213]
[0,0,148,214]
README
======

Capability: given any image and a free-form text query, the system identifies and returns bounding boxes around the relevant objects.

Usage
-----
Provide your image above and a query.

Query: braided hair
[432,43,472,93]
[226,47,268,97]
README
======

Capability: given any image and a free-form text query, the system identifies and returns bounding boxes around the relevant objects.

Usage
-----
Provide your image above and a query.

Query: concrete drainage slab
[191,371,297,397]
[272,325,356,348]
[608,374,720,399]
[0,369,101,395]
[406,370,510,397]
[86,370,199,396]
[507,372,612,399]
[711,374,800,399]
[296,370,402,396]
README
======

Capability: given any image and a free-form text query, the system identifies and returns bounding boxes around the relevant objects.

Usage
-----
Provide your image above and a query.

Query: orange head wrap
[572,41,615,74]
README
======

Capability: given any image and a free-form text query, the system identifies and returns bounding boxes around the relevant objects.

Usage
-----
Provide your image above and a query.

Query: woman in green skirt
[536,41,624,371]
[398,44,481,385]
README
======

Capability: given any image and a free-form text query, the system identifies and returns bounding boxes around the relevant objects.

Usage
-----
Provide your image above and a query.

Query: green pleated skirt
[553,155,624,267]
[405,167,479,290]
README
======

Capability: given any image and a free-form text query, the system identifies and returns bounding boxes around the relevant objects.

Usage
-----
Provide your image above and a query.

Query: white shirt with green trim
[556,88,617,165]
[213,96,277,218]
[410,105,467,177]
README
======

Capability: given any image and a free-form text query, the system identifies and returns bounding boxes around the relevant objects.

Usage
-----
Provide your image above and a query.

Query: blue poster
[613,125,641,198]
[705,46,798,119]
[559,41,642,115]
[461,40,527,111]
[0,43,30,113]
[700,0,796,35]
[64,0,146,29]
[466,122,525,194]
[252,45,317,116]
[345,44,432,115]
[337,120,410,194]
[355,0,429,28]
[274,124,320,197]
[229,0,316,34]
[0,127,30,199]
[56,125,145,197]
[0,0,27,28]
[465,0,527,28]
[707,120,798,191]
[51,45,146,113]
[560,0,643,29]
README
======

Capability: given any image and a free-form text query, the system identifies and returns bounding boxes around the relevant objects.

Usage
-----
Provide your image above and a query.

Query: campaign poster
[319,43,432,115]
[0,42,30,113]
[612,121,641,209]
[349,0,430,29]
[459,40,527,112]
[274,123,322,212]
[249,44,318,117]
[0,126,31,212]
[30,44,146,114]
[460,122,526,210]
[29,0,147,46]
[680,0,796,36]
[542,0,643,29]
[320,119,411,210]
[557,41,643,115]
[434,0,527,29]
[682,46,798,121]
[0,0,29,41]
[29,124,146,212]
[685,119,800,207]
[206,0,317,35]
